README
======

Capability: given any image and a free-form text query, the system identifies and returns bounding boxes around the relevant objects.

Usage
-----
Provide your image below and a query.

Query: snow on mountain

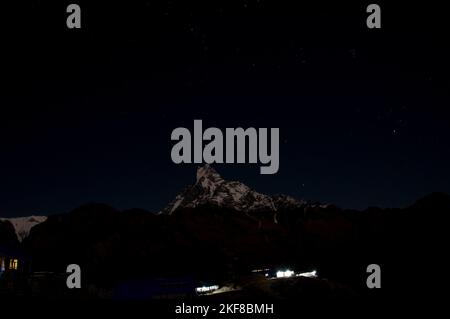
[0,216,47,242]
[272,194,308,210]
[161,165,309,216]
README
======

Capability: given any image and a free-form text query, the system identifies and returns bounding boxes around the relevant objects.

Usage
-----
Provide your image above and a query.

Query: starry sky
[1,1,449,216]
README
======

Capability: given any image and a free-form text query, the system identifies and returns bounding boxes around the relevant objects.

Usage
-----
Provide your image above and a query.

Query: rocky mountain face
[161,165,316,217]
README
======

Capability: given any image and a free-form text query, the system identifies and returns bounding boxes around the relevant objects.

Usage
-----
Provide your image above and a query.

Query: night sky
[1,1,449,216]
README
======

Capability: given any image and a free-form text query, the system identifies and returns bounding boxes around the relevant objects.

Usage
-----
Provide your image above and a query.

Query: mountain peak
[162,165,309,216]
[196,165,223,183]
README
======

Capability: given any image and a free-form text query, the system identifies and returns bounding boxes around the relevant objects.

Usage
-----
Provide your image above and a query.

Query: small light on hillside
[297,270,317,278]
[276,269,294,278]
[195,285,219,294]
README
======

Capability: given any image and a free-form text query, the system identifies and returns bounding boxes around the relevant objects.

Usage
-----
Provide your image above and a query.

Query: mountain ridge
[161,165,318,217]
[0,216,48,242]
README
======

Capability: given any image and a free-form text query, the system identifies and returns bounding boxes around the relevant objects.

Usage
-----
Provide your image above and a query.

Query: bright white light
[195,285,219,293]
[297,270,317,278]
[276,270,294,278]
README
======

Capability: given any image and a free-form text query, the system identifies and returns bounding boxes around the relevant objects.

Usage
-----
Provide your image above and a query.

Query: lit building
[195,285,219,294]
[276,270,295,278]
[297,270,317,278]
[0,246,29,275]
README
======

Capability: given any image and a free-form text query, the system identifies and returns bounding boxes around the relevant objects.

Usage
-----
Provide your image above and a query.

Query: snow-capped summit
[0,216,47,242]
[161,165,307,215]
[195,165,225,197]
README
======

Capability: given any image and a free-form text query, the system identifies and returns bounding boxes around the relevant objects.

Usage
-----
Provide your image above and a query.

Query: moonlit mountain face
[0,216,47,242]
[161,165,312,216]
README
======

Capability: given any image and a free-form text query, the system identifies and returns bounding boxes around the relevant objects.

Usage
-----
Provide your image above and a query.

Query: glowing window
[9,259,18,270]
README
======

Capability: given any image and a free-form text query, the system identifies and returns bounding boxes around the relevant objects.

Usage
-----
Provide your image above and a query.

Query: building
[0,246,29,275]
[0,245,31,295]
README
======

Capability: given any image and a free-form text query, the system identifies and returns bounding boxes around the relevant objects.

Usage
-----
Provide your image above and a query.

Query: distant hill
[1,166,448,299]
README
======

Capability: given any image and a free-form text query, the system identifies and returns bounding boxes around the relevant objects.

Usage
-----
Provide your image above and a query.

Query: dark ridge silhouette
[2,167,449,300]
